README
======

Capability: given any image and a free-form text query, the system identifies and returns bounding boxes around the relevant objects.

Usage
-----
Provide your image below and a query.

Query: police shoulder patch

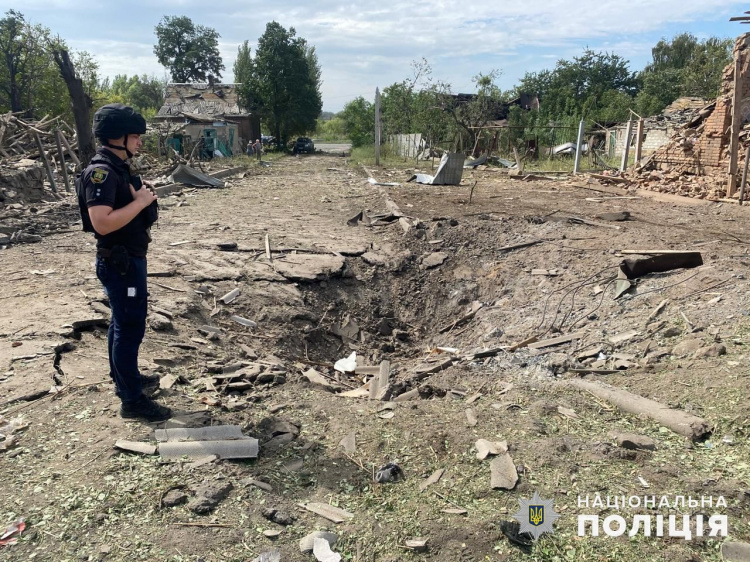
[91,168,109,184]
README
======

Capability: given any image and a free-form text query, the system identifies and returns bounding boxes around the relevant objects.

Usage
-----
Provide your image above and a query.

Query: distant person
[246,140,253,157]
[253,139,262,162]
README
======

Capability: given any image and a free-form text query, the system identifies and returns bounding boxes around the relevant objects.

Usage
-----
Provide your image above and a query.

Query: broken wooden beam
[564,379,712,441]
[33,130,57,193]
[619,252,703,280]
[527,332,585,349]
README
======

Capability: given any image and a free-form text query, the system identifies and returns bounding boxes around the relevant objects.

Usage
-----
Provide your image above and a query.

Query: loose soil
[0,154,749,561]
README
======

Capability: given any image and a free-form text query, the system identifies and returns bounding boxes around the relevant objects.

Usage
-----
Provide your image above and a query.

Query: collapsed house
[603,97,707,157]
[627,33,750,200]
[152,83,261,159]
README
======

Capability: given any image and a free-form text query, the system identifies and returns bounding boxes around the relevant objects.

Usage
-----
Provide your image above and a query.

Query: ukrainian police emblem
[512,491,560,540]
[91,168,109,184]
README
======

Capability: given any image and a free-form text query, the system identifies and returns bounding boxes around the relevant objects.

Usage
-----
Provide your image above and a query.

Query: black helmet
[92,104,146,157]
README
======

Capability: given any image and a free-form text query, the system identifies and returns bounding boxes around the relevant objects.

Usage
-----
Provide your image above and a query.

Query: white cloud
[17,0,748,110]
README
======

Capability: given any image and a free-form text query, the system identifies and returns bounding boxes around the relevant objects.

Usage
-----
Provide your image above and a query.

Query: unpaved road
[0,154,749,561]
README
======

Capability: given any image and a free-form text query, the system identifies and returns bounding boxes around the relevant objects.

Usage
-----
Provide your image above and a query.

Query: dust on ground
[0,154,749,561]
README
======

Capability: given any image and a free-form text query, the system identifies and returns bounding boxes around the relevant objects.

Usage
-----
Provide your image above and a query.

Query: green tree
[153,16,224,82]
[238,22,322,148]
[636,33,732,114]
[103,74,165,113]
[517,49,637,123]
[0,10,58,116]
[341,96,374,147]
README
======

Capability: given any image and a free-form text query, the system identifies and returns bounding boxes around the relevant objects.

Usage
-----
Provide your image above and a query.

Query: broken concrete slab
[148,313,173,331]
[273,254,346,282]
[300,531,339,553]
[721,541,750,562]
[490,453,518,490]
[187,480,233,514]
[610,432,657,451]
[161,489,188,507]
[672,338,703,357]
[300,502,354,523]
[465,408,478,427]
[476,439,508,460]
[693,343,726,358]
[339,432,356,454]
[419,468,445,491]
[303,368,338,391]
[159,439,258,460]
[114,440,156,456]
[155,425,247,442]
[421,252,449,270]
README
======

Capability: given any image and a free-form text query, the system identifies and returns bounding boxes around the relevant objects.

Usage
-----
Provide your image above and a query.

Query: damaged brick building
[633,33,750,200]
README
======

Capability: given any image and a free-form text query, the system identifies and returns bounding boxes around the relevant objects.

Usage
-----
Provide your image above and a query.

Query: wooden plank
[54,130,71,192]
[728,52,743,196]
[300,502,354,523]
[740,145,750,205]
[265,234,272,262]
[588,173,631,184]
[527,332,585,349]
[57,130,81,169]
[564,379,712,441]
[33,131,57,193]
[634,118,645,164]
[620,250,697,255]
[497,240,541,252]
[368,360,391,400]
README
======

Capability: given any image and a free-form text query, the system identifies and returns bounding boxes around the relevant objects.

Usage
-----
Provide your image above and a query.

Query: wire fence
[385,123,614,172]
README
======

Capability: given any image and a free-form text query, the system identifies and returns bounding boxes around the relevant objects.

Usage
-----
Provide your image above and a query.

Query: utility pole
[374,87,381,166]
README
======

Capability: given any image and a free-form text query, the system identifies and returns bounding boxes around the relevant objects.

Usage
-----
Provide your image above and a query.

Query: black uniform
[83,148,152,404]
[83,148,151,256]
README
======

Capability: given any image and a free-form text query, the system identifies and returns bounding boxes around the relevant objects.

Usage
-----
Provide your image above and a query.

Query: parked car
[261,135,275,146]
[293,137,314,154]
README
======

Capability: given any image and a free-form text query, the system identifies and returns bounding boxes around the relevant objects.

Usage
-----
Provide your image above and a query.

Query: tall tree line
[0,10,167,124]
[339,33,734,150]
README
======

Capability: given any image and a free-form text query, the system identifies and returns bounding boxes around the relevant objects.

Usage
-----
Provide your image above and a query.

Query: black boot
[120,396,171,422]
[141,374,160,390]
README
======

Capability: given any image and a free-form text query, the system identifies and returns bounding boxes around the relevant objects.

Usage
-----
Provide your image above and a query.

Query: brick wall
[648,33,750,175]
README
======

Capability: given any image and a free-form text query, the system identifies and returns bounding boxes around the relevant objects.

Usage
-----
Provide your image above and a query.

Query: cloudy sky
[11,0,749,111]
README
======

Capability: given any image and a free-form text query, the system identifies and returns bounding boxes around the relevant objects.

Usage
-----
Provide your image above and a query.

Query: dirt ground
[1,154,749,562]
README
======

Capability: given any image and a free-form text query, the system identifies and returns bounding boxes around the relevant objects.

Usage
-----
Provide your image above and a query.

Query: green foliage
[100,74,165,113]
[0,10,59,116]
[315,116,346,141]
[153,16,224,82]
[341,96,374,147]
[237,22,322,148]
[636,33,732,114]
[516,49,637,124]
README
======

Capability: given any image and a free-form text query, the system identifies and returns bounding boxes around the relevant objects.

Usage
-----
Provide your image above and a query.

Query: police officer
[83,103,171,422]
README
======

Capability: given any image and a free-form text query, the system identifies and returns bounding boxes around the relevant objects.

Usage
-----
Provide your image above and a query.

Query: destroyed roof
[155,83,251,120]
[602,97,711,132]
[662,97,708,115]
